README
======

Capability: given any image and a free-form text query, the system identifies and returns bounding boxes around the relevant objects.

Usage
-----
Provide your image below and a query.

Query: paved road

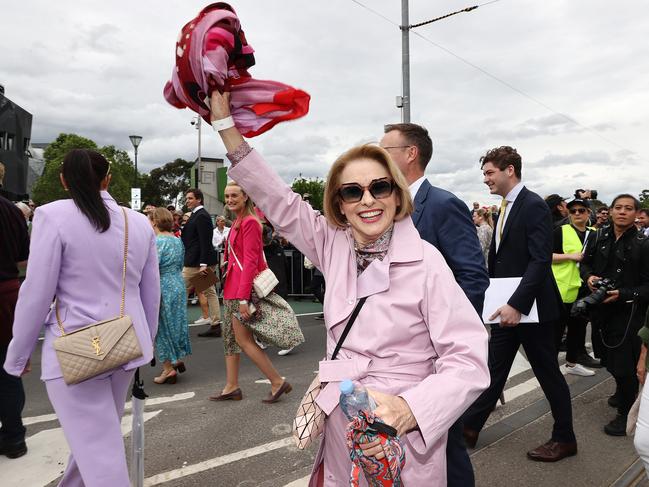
[3,303,646,486]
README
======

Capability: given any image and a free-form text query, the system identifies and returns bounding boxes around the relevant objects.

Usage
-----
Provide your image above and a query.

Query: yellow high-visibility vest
[551,224,592,303]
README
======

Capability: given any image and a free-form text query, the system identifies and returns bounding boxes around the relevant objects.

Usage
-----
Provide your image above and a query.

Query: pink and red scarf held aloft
[164,2,310,137]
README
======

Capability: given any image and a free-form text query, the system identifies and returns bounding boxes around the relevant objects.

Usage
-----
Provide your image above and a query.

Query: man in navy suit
[462,146,577,462]
[381,124,489,487]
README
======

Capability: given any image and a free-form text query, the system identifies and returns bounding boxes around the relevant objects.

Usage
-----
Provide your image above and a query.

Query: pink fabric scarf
[164,2,310,137]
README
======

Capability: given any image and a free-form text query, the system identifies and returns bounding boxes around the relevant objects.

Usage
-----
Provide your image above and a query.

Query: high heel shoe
[173,361,186,373]
[262,381,292,403]
[153,369,177,384]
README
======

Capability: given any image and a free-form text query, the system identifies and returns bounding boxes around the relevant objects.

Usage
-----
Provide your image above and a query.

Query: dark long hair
[61,149,111,232]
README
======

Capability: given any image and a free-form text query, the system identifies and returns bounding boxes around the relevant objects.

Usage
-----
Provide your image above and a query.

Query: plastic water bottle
[339,379,376,420]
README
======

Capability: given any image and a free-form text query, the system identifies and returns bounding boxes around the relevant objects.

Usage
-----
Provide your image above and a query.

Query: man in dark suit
[381,124,490,487]
[182,188,222,337]
[463,146,577,461]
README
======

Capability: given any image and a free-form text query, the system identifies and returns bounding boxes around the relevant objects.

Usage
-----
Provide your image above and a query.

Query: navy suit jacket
[488,186,562,322]
[412,179,489,314]
[182,207,218,267]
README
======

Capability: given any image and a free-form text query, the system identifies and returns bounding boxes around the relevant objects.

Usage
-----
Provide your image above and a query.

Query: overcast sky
[2,0,648,206]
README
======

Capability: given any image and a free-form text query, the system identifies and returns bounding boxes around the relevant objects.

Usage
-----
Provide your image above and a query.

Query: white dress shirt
[212,226,230,249]
[408,175,427,199]
[495,181,524,251]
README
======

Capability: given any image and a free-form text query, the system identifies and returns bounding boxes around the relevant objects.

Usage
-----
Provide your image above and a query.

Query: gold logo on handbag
[53,207,143,385]
[91,336,103,356]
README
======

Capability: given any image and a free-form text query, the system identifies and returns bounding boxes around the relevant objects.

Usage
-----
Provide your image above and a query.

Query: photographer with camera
[551,199,600,376]
[580,194,649,436]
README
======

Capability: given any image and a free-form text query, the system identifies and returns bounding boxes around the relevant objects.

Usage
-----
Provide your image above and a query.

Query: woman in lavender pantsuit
[3,149,160,486]
[210,91,490,485]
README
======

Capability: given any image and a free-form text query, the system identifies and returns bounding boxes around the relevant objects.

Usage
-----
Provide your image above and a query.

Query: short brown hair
[384,123,433,171]
[480,146,522,179]
[323,144,413,228]
[149,207,174,232]
[186,187,204,204]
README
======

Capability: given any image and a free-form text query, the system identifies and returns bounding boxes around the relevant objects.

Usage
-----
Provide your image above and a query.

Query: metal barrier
[284,248,315,298]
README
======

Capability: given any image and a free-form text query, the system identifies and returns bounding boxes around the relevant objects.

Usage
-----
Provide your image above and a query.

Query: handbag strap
[331,296,368,360]
[227,224,268,272]
[56,207,129,336]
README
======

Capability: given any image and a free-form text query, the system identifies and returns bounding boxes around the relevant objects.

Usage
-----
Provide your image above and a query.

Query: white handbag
[228,241,279,298]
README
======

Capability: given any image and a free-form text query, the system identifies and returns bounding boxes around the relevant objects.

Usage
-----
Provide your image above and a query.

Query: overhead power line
[349,0,643,159]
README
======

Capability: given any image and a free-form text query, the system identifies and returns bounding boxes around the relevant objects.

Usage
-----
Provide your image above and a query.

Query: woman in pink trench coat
[211,92,490,485]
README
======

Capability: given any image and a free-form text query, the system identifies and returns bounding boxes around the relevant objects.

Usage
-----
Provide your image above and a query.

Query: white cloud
[1,0,648,206]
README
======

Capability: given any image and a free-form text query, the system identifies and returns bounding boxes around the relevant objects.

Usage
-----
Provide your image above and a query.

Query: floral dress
[155,235,191,362]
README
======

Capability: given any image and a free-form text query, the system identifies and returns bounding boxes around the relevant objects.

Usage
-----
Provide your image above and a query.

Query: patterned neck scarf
[354,225,394,275]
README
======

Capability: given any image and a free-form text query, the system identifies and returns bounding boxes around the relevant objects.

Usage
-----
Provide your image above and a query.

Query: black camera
[571,278,616,316]
[575,189,598,200]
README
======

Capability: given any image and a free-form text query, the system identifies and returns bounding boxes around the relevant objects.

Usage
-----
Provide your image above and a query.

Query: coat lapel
[411,180,430,229]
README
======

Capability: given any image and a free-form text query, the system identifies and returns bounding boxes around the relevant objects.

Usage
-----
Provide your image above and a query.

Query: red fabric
[164,2,310,138]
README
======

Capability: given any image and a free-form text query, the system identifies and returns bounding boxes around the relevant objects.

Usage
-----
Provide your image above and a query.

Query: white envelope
[482,277,539,324]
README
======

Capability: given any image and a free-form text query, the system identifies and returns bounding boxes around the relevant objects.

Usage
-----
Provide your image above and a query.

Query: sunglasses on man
[338,178,395,203]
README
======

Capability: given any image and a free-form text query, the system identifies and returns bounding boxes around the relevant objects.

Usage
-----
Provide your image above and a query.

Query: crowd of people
[1,94,649,485]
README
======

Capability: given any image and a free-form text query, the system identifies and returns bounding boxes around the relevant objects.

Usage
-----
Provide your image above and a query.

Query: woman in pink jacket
[209,92,490,485]
[208,181,292,403]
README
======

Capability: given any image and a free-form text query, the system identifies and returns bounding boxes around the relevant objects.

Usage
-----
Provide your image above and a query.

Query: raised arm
[209,91,335,272]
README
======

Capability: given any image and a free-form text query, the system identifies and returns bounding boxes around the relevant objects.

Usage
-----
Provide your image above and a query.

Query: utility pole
[396,2,482,123]
[400,0,410,123]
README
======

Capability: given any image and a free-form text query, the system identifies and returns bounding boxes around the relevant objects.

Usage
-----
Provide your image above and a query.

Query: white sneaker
[193,317,211,325]
[278,347,295,356]
[190,297,198,305]
[254,336,267,350]
[565,363,595,377]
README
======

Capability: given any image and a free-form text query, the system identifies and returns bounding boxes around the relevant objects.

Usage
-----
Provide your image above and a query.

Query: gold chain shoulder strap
[56,207,129,336]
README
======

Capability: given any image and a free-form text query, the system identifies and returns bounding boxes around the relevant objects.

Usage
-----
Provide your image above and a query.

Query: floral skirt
[222,292,304,355]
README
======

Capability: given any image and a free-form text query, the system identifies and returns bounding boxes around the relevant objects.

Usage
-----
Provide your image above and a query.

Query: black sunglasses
[569,208,588,214]
[338,178,395,203]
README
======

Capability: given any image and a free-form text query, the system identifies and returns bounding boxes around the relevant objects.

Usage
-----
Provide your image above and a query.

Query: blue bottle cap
[339,379,354,395]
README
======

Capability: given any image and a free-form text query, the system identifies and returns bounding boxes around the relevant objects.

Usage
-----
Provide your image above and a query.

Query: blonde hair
[148,207,174,232]
[225,181,261,229]
[323,144,413,228]
[0,161,4,185]
[476,208,494,228]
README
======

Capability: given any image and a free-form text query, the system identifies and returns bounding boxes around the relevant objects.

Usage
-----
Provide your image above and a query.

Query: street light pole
[401,0,411,123]
[192,117,202,185]
[129,135,142,186]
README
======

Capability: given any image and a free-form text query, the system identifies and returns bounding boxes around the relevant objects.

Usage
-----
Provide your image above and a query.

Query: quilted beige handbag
[228,240,279,298]
[292,297,367,449]
[53,208,143,385]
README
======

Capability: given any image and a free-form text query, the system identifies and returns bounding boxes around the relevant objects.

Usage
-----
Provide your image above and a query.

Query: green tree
[31,133,139,206]
[32,133,98,204]
[291,176,325,212]
[640,190,649,209]
[141,158,194,208]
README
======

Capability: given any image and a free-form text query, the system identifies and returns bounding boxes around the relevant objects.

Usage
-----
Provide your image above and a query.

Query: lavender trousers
[45,368,134,486]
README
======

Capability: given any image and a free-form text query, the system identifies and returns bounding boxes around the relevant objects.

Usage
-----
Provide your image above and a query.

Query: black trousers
[463,321,576,443]
[446,419,474,486]
[555,303,589,363]
[0,344,26,443]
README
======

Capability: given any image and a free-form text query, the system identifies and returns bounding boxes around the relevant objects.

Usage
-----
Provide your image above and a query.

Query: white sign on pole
[131,188,141,210]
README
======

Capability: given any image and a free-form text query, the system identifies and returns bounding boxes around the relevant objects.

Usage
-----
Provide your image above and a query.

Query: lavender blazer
[4,192,160,380]
[230,151,490,484]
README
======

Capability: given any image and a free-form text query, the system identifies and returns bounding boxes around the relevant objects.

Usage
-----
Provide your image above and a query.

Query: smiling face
[482,162,517,197]
[224,184,248,215]
[337,158,398,246]
[185,192,199,210]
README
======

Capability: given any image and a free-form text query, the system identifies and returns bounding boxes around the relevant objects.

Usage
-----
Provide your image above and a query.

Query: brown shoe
[208,388,243,401]
[527,440,577,462]
[262,381,292,404]
[463,426,479,449]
